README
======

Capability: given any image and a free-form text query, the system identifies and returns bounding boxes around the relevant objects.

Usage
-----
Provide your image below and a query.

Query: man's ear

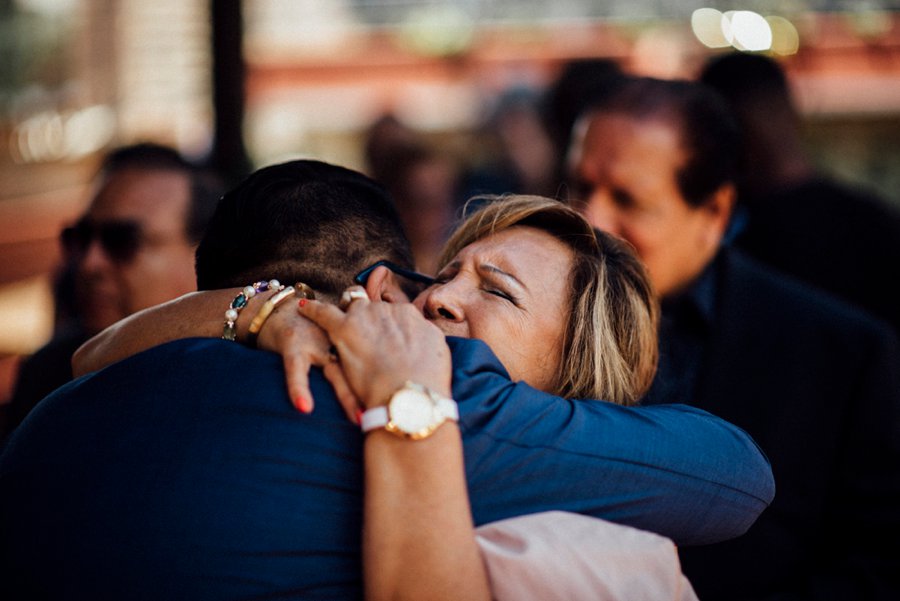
[363,265,411,304]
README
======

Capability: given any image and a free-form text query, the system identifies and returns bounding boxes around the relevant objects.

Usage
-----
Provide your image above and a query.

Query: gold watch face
[388,388,441,438]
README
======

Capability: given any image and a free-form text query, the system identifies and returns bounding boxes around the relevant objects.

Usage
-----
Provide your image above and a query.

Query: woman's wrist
[224,280,319,347]
[222,280,284,342]
[359,374,452,411]
[360,375,412,409]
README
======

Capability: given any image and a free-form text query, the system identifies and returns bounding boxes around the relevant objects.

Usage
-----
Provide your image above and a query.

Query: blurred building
[2,0,900,404]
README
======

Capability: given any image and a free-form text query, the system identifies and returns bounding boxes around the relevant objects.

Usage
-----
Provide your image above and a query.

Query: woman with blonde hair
[431,194,658,404]
[300,195,698,600]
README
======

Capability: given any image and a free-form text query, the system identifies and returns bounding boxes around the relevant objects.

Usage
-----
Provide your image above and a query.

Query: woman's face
[414,225,575,392]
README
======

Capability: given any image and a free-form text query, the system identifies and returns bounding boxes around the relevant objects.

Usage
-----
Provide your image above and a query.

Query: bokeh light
[767,16,800,55]
[728,11,773,52]
[398,5,475,58]
[693,7,794,54]
[692,8,730,48]
[10,105,117,164]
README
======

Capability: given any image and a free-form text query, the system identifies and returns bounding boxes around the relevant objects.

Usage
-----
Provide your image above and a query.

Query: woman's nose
[423,286,464,322]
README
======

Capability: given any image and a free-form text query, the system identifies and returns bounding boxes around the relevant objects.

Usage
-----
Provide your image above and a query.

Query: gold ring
[340,289,368,309]
[294,282,316,300]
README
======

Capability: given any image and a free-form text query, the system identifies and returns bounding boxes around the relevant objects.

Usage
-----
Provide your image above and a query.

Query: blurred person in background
[4,143,223,437]
[700,52,900,335]
[567,75,900,600]
[458,87,558,201]
[540,58,627,197]
[364,115,459,275]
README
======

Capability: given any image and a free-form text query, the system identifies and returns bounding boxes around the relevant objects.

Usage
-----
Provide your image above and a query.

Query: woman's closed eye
[484,285,517,304]
[433,272,516,304]
[480,265,525,306]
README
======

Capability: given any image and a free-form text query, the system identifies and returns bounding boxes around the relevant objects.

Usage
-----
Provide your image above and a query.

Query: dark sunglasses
[354,260,435,287]
[60,219,143,264]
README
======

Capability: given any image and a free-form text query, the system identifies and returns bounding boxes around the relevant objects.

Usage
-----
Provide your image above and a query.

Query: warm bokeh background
[2,0,900,404]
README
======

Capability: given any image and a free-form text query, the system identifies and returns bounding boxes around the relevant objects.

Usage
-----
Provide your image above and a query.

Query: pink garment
[475,511,699,601]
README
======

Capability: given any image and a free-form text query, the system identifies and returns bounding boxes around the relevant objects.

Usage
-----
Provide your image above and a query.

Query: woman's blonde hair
[439,195,659,405]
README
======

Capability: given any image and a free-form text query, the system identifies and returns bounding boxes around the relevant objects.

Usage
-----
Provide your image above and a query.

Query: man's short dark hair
[584,77,740,207]
[195,160,414,297]
[100,142,224,243]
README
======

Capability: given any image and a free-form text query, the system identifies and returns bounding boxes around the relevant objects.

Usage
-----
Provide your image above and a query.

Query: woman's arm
[364,420,488,601]
[299,294,491,601]
[72,286,334,412]
[72,290,232,376]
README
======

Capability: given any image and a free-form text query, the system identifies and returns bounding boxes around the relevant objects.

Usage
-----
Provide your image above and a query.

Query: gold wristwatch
[360,381,459,440]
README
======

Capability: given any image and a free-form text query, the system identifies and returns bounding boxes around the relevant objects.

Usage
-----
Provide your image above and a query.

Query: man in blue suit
[0,160,773,600]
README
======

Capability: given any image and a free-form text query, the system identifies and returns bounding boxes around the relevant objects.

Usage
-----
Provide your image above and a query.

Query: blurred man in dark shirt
[568,75,900,600]
[6,143,222,436]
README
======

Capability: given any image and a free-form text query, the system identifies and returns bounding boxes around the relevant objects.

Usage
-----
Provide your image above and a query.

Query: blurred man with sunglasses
[5,143,223,435]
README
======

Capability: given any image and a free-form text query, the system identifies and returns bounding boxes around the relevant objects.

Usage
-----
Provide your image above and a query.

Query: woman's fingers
[294,293,368,422]
[280,327,337,413]
[300,289,451,408]
[253,304,345,414]
[283,350,314,414]
[298,298,348,333]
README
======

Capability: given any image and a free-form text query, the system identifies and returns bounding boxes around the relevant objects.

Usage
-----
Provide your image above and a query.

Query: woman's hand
[298,286,452,413]
[253,301,353,415]
[303,288,488,601]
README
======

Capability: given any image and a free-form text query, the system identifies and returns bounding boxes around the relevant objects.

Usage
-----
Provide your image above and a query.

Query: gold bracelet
[246,286,296,346]
[245,282,316,347]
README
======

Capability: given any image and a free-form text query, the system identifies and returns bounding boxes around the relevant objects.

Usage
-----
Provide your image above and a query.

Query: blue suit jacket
[0,336,773,600]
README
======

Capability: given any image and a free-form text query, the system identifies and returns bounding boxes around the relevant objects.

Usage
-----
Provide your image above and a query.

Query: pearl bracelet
[222,280,283,341]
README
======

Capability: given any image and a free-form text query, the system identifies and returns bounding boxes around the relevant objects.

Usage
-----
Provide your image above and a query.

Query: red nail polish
[298,298,307,308]
[296,396,311,413]
[354,409,363,425]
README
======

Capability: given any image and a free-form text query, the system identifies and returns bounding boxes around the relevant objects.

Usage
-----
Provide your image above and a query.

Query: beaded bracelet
[245,281,317,347]
[222,279,283,341]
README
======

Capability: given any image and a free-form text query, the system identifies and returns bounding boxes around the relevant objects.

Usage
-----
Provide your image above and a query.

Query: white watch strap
[360,398,459,433]
[437,398,460,422]
[361,406,389,432]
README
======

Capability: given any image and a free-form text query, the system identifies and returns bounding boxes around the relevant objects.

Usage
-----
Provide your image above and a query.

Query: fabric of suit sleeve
[447,337,775,546]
